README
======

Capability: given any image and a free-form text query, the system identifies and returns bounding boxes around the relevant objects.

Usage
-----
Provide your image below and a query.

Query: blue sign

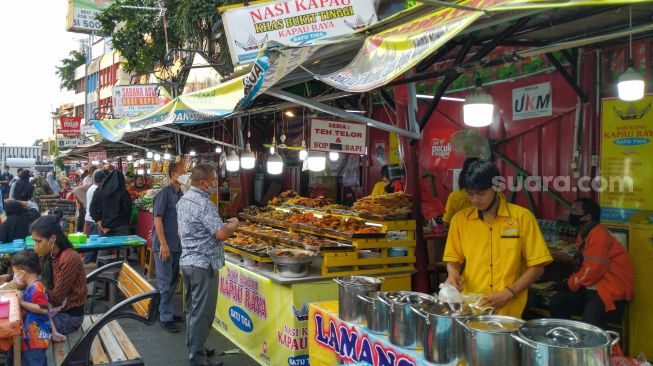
[288,355,309,366]
[229,306,253,333]
[613,138,650,146]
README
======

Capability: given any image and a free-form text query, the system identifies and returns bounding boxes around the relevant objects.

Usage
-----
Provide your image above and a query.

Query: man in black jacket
[90,170,132,236]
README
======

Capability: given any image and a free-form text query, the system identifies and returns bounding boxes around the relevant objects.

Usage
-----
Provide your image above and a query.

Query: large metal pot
[380,291,437,349]
[333,276,384,323]
[512,319,620,366]
[458,315,524,366]
[357,291,398,334]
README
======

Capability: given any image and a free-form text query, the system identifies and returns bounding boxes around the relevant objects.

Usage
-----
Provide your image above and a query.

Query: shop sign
[88,151,107,162]
[222,0,377,65]
[321,0,511,92]
[81,124,99,136]
[57,138,84,148]
[112,85,166,118]
[599,96,653,222]
[59,116,82,137]
[66,0,115,33]
[512,82,552,120]
[310,119,366,154]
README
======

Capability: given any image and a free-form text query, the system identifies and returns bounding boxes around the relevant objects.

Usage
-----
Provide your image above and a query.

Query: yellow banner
[214,262,338,365]
[319,0,512,92]
[489,0,653,11]
[599,96,653,222]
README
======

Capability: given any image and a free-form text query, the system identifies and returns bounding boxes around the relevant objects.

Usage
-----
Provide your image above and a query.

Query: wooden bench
[52,262,160,366]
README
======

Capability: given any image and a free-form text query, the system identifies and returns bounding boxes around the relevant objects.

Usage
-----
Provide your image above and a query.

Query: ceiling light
[134,161,139,167]
[137,169,144,175]
[146,151,153,159]
[226,150,240,172]
[299,140,308,161]
[240,143,256,169]
[163,152,171,160]
[284,111,295,118]
[618,6,645,102]
[139,159,145,164]
[215,145,222,154]
[269,145,276,155]
[307,151,326,172]
[147,169,151,174]
[463,80,494,127]
[154,153,161,161]
[127,155,133,161]
[416,94,465,102]
[329,151,340,161]
[91,160,100,165]
[189,150,196,157]
[266,153,283,175]
[345,110,366,114]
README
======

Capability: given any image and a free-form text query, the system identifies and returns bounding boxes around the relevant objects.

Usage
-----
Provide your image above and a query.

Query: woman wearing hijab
[10,169,34,201]
[0,200,40,243]
[46,172,61,197]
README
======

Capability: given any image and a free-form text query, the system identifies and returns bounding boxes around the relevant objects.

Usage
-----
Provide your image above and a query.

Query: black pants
[549,286,625,329]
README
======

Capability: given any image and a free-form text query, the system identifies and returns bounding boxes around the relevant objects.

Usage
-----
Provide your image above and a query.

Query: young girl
[9,249,51,366]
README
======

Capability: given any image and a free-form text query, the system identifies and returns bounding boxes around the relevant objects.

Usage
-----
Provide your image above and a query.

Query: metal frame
[264,87,420,139]
[157,125,241,150]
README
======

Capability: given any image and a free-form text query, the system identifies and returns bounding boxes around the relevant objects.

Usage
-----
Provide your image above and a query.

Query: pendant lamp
[307,151,326,172]
[463,79,494,127]
[329,151,340,161]
[618,7,645,101]
[225,150,240,172]
[266,153,283,175]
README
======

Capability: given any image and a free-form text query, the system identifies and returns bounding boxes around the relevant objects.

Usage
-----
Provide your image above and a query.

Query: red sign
[88,151,107,162]
[59,116,81,137]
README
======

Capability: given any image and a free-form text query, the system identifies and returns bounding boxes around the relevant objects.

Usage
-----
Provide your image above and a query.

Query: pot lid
[388,291,436,305]
[518,319,610,348]
[464,315,523,333]
[336,276,384,287]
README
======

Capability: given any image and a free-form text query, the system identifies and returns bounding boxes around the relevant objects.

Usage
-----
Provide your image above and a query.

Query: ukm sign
[512,82,552,121]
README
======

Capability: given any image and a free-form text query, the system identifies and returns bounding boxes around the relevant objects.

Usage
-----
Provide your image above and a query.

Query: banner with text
[310,119,367,155]
[214,262,337,366]
[59,116,82,137]
[222,0,377,65]
[512,82,552,121]
[600,96,653,222]
[66,0,115,33]
[57,138,84,149]
[88,151,107,162]
[93,76,245,142]
[112,85,169,119]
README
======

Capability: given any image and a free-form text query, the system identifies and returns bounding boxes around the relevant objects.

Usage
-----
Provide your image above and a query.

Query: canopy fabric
[93,75,245,142]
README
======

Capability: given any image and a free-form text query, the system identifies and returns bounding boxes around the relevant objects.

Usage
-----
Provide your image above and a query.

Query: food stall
[213,191,417,365]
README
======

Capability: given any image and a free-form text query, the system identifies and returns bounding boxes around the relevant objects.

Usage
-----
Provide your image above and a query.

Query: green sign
[66,0,115,34]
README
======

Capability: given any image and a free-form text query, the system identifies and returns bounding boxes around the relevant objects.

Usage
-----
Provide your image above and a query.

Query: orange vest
[567,223,634,311]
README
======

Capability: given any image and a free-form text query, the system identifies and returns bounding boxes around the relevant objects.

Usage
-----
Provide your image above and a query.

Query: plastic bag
[438,282,464,304]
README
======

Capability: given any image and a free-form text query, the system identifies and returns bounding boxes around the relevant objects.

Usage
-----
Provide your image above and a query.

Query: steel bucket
[333,276,384,323]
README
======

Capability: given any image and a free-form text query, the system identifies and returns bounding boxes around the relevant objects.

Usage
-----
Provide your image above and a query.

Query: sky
[0,2,85,146]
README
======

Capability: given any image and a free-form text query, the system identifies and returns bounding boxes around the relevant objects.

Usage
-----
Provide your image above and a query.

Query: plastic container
[0,299,10,318]
[89,235,99,242]
[12,239,25,249]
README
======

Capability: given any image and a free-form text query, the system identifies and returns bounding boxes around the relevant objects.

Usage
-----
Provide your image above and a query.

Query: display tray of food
[237,224,354,252]
[352,192,413,220]
[268,248,319,278]
[224,233,274,262]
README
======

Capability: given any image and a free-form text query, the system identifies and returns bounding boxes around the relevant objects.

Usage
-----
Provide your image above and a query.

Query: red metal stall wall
[370,51,600,220]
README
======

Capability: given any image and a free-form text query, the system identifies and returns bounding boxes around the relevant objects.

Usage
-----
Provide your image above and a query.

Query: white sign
[222,0,378,65]
[112,85,166,118]
[512,82,552,121]
[66,0,116,34]
[310,119,366,155]
[57,138,84,148]
[81,124,99,136]
[88,151,107,162]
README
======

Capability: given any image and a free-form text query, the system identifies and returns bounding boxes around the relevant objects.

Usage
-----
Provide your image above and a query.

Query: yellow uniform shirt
[443,190,506,223]
[370,182,386,197]
[443,196,552,318]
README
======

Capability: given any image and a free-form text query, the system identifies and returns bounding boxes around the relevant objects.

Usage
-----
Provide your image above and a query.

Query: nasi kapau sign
[112,85,166,119]
[512,82,552,121]
[222,0,377,65]
[310,119,366,154]
[66,0,116,33]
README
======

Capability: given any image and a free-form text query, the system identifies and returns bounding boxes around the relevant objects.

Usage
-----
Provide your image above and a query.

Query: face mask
[14,272,25,287]
[178,174,190,186]
[568,213,585,227]
[34,238,54,256]
[206,186,217,195]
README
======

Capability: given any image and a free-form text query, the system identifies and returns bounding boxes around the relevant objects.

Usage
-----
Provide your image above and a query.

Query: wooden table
[0,291,23,366]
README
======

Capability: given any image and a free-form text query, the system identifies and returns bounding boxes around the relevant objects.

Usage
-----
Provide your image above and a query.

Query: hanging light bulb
[266,153,283,175]
[91,160,100,165]
[137,169,145,175]
[139,159,145,164]
[226,150,240,172]
[147,169,151,175]
[146,151,153,159]
[215,145,222,154]
[618,7,645,101]
[307,151,326,172]
[164,152,171,160]
[127,155,133,161]
[154,153,161,161]
[299,140,308,161]
[463,79,494,127]
[269,145,275,155]
[134,161,140,168]
[329,151,340,161]
[240,143,256,169]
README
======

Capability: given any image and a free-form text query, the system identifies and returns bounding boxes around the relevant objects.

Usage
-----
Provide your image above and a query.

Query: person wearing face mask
[177,163,239,366]
[0,214,88,337]
[548,198,634,329]
[443,160,553,318]
[152,162,185,333]
[128,174,151,201]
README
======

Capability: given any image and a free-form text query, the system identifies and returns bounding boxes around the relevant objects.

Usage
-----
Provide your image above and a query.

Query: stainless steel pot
[458,315,524,366]
[512,319,620,366]
[333,276,384,323]
[380,291,437,349]
[357,291,397,334]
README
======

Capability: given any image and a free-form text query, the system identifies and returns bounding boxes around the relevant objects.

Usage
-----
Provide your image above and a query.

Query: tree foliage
[97,0,240,79]
[55,43,87,91]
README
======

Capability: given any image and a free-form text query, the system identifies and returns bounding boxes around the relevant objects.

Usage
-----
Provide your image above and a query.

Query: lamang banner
[222,0,377,65]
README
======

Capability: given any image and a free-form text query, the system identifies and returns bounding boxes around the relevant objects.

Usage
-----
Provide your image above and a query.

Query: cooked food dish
[353,192,412,217]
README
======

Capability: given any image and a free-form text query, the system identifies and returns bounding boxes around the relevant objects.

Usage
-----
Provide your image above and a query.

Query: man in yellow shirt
[443,160,552,318]
[371,165,403,196]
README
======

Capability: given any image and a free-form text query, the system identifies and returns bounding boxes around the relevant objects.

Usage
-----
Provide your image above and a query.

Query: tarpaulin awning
[93,75,245,142]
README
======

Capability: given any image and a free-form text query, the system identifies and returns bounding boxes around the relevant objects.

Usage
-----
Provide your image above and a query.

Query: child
[8,249,51,366]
